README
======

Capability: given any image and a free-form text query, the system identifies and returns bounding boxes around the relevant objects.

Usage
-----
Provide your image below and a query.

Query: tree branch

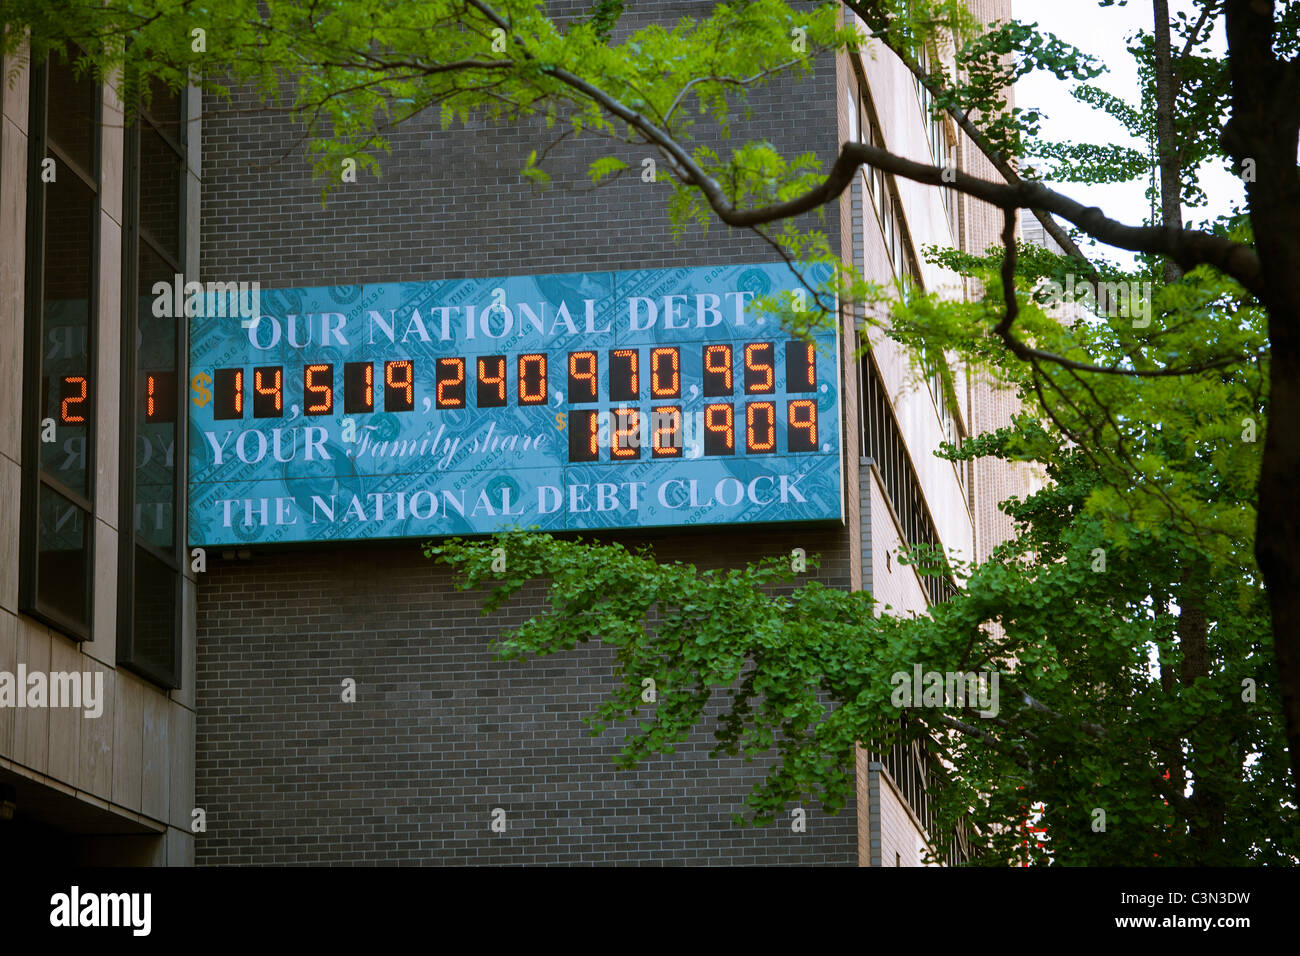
[840,0,1098,274]
[934,713,1025,761]
[663,59,802,125]
[1177,0,1221,67]
[1153,0,1185,282]
[827,142,1263,299]
[1000,680,1195,812]
[305,0,1263,379]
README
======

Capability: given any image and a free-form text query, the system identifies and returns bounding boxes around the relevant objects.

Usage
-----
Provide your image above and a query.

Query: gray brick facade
[195,1,859,865]
[197,529,855,865]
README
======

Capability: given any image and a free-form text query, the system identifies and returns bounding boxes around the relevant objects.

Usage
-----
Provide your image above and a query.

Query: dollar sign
[554,412,566,431]
[191,372,212,408]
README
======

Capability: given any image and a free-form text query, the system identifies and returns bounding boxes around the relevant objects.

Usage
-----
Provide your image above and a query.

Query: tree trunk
[1255,343,1300,803]
[1178,565,1224,854]
[1152,0,1183,283]
[1224,0,1300,801]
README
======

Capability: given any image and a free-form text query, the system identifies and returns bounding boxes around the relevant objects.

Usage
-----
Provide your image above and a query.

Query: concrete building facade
[1,44,200,864]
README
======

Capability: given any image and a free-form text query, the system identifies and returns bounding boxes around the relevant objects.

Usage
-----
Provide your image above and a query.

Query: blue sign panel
[187,263,843,546]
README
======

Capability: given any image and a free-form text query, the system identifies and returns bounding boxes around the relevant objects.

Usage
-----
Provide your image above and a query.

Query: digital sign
[188,263,842,546]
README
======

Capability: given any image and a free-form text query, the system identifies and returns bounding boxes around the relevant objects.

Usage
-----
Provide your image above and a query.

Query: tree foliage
[430,245,1292,864]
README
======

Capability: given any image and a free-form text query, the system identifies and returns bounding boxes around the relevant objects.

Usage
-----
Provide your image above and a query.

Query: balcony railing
[867,718,979,866]
[859,352,961,605]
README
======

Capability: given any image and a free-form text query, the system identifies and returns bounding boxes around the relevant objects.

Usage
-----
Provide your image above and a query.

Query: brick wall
[195,1,860,865]
[873,766,926,867]
[958,0,1035,563]
[197,527,854,865]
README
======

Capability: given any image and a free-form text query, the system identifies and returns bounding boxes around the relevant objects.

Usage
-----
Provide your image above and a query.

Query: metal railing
[859,353,961,605]
[870,719,978,866]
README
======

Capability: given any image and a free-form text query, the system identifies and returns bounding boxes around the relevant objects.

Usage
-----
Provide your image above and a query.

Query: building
[0,0,1024,865]
[0,42,198,863]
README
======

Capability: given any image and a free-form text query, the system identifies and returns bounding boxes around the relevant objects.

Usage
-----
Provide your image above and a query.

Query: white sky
[1014,0,1240,264]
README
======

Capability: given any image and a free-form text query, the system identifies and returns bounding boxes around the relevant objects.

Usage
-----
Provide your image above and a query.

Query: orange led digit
[788,399,819,452]
[385,360,415,412]
[610,349,639,401]
[611,407,640,459]
[436,358,466,409]
[60,376,88,424]
[703,344,733,396]
[568,409,600,462]
[144,371,176,423]
[651,406,682,458]
[233,370,243,415]
[746,401,776,453]
[704,402,734,456]
[253,366,283,418]
[518,353,547,405]
[568,351,598,404]
[743,342,775,393]
[304,364,333,415]
[650,347,680,398]
[345,362,375,413]
[476,356,507,407]
[785,340,818,392]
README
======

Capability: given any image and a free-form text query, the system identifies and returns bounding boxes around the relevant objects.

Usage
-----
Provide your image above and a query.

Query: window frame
[116,76,188,688]
[18,53,103,641]
[859,351,960,606]
[853,87,921,286]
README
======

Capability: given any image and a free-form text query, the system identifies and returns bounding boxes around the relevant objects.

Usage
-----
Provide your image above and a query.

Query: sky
[1014,0,1240,265]
[1013,2,1240,713]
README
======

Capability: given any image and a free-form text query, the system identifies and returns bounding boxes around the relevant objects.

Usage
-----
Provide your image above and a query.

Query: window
[924,358,970,499]
[855,90,918,283]
[847,81,859,143]
[914,45,957,236]
[117,76,186,687]
[859,353,959,606]
[870,716,976,865]
[926,359,964,447]
[19,52,101,639]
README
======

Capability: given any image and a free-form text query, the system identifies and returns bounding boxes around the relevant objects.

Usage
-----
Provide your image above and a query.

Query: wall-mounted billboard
[187,262,842,546]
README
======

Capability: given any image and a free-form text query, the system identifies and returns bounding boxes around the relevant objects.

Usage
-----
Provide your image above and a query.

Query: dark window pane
[139,122,182,260]
[786,340,817,392]
[133,396,175,546]
[143,76,181,141]
[37,485,89,627]
[40,157,95,494]
[131,545,176,675]
[608,349,639,401]
[42,155,95,301]
[702,345,733,397]
[143,370,176,423]
[137,232,175,289]
[46,53,96,173]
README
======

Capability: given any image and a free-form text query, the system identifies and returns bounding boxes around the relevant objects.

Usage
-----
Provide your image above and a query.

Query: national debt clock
[187,263,844,546]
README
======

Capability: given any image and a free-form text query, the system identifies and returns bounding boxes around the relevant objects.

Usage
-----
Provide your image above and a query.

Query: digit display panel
[188,263,842,545]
